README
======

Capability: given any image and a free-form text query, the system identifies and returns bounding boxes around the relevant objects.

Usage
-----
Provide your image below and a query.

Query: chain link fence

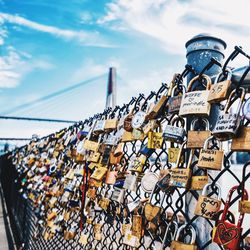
[0,49,250,250]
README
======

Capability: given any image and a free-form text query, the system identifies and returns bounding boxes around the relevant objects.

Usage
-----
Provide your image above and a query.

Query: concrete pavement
[0,185,16,250]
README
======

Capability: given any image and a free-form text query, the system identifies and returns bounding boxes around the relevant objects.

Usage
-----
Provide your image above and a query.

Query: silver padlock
[123,173,137,191]
[111,187,124,203]
[163,116,186,143]
[141,164,159,193]
[160,220,178,249]
[170,224,197,249]
[127,199,141,213]
[213,87,246,140]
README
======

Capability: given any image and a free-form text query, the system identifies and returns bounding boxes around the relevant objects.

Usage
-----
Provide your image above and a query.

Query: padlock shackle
[170,115,185,128]
[175,140,187,167]
[241,161,250,201]
[174,224,196,244]
[203,136,222,150]
[201,183,221,199]
[214,68,232,84]
[170,84,186,97]
[221,185,248,227]
[223,87,246,114]
[161,220,178,249]
[190,118,209,131]
[187,74,212,92]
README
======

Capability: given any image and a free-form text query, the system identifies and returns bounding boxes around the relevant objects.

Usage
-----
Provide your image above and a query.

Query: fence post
[185,34,226,249]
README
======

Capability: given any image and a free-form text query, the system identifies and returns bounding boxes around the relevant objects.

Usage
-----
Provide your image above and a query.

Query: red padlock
[213,185,248,250]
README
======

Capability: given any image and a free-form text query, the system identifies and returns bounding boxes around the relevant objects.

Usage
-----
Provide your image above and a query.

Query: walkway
[0,185,16,250]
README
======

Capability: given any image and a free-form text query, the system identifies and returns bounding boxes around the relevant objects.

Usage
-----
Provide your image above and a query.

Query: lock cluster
[9,64,250,250]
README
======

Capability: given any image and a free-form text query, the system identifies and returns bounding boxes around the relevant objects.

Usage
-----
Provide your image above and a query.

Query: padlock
[79,232,89,245]
[98,195,110,210]
[197,136,224,170]
[190,167,208,191]
[109,150,123,165]
[169,141,192,189]
[90,165,107,181]
[239,162,250,214]
[140,144,155,157]
[83,139,99,151]
[105,166,117,185]
[104,118,118,131]
[164,116,186,143]
[100,145,112,165]
[142,119,158,135]
[170,224,197,250]
[113,142,124,157]
[123,172,138,191]
[194,183,222,219]
[179,74,211,117]
[94,220,103,241]
[187,118,211,148]
[231,126,250,152]
[121,217,132,236]
[129,155,147,173]
[208,68,232,103]
[156,169,173,193]
[160,220,178,249]
[213,88,246,140]
[87,151,100,163]
[168,84,186,114]
[64,222,78,240]
[213,185,248,250]
[93,118,106,134]
[132,212,143,239]
[121,130,145,142]
[123,230,140,248]
[131,110,147,130]
[141,164,159,193]
[146,85,169,119]
[123,109,134,132]
[168,143,184,164]
[148,130,163,149]
[144,184,166,232]
[111,187,124,203]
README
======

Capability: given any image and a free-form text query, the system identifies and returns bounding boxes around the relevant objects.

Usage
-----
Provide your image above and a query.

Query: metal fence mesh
[0,74,250,250]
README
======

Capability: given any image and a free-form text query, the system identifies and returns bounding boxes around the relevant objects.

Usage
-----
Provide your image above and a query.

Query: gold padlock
[169,141,192,189]
[194,183,222,220]
[104,118,118,131]
[79,232,89,245]
[239,200,250,214]
[231,126,250,152]
[147,131,163,149]
[168,144,184,164]
[170,224,197,250]
[90,166,107,181]
[83,139,99,151]
[197,136,224,170]
[179,74,211,117]
[190,173,208,190]
[187,118,211,149]
[207,69,232,103]
[132,214,143,239]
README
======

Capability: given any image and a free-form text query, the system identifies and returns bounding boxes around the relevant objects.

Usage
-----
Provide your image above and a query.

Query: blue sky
[0,0,250,147]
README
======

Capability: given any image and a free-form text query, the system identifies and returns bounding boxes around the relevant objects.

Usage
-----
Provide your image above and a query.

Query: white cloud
[99,0,250,56]
[0,47,55,88]
[0,12,115,48]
